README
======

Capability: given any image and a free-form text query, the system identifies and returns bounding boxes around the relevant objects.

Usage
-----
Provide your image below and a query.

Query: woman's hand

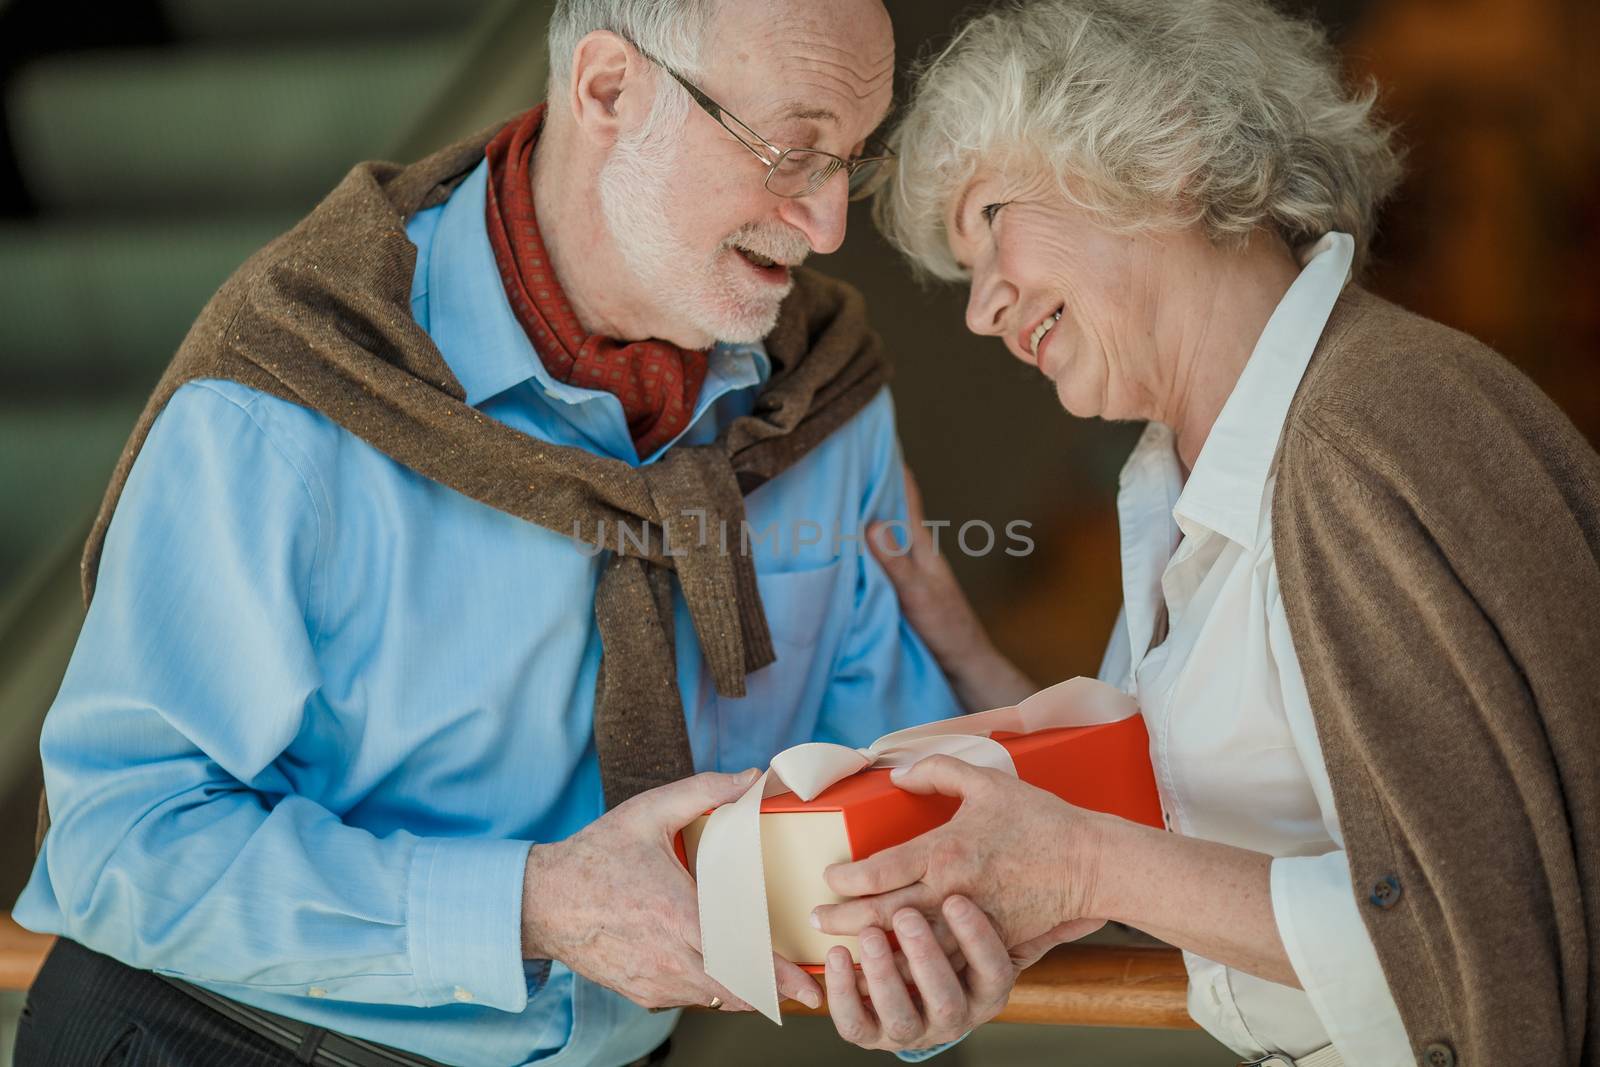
[812,755,1106,951]
[873,466,1038,711]
[817,755,1303,991]
[823,896,1030,1053]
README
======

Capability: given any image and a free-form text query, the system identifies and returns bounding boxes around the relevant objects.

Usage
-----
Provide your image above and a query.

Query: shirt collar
[425,158,768,415]
[1171,231,1354,548]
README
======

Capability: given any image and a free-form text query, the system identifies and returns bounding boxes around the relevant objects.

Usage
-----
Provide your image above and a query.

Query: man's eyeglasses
[635,47,894,202]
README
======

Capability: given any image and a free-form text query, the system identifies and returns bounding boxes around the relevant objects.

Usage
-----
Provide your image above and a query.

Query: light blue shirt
[14,159,961,1067]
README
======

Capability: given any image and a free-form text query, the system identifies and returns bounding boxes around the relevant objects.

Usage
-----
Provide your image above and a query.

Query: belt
[159,975,674,1067]
[1244,1046,1344,1067]
[158,976,449,1067]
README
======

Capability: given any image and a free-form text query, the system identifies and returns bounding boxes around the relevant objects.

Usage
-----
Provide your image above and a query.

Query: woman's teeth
[1030,308,1063,356]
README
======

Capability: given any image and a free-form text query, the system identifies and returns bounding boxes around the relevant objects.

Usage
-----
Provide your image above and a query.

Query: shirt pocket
[715,558,848,770]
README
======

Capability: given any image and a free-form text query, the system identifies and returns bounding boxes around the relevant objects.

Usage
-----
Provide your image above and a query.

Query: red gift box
[680,714,1160,969]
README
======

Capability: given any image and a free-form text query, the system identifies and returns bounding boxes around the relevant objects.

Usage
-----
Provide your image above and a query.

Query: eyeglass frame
[630,44,895,202]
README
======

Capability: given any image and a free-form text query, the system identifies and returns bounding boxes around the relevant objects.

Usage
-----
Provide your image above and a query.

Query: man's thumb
[653,768,760,826]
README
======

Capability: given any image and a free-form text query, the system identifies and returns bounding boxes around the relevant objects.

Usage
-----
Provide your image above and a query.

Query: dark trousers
[14,939,305,1066]
[13,939,674,1067]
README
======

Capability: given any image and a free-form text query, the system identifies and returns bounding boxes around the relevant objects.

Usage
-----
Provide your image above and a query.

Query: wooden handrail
[777,943,1195,1028]
[995,943,1194,1028]
[1,913,1192,1028]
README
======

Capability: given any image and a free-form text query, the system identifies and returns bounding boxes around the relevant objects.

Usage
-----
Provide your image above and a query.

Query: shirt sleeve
[34,382,533,1013]
[895,1037,965,1062]
[1264,573,1413,1066]
[813,389,964,745]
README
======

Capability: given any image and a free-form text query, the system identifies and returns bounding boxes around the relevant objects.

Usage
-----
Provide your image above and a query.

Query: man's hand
[823,896,1035,1052]
[812,756,1106,950]
[521,769,822,1012]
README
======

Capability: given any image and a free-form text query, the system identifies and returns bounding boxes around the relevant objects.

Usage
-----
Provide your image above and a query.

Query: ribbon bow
[693,677,1138,1021]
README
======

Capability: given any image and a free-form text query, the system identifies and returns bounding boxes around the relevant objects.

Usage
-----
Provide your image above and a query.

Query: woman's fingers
[813,883,938,934]
[823,946,879,1048]
[943,895,1016,1015]
[888,754,992,799]
[823,840,928,898]
[856,926,923,1047]
[892,908,968,1035]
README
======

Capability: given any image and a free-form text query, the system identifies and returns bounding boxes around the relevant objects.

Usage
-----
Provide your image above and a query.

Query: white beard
[598,121,805,346]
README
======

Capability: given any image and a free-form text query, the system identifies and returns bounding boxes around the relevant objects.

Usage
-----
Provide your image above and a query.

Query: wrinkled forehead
[711,0,895,133]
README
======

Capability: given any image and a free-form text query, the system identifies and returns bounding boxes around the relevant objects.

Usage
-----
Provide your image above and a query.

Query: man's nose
[776,174,850,255]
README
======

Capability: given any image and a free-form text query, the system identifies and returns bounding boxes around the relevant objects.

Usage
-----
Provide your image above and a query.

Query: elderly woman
[811,1,1600,1065]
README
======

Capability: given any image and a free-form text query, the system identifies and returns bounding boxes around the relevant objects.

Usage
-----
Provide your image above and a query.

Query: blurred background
[1,0,1596,1062]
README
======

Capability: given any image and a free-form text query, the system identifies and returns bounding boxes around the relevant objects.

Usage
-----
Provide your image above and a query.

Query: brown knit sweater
[33,124,888,852]
[1274,287,1600,1065]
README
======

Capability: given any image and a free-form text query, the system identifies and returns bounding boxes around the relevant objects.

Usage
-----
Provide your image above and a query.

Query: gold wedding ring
[648,995,724,1013]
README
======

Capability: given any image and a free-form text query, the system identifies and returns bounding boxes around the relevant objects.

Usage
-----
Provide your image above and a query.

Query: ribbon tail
[697,770,783,1023]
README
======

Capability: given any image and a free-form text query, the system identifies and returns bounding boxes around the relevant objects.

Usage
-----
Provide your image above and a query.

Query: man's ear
[563,30,652,148]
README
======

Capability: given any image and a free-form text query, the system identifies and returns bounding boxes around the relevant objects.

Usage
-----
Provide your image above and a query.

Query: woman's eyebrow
[951,185,976,240]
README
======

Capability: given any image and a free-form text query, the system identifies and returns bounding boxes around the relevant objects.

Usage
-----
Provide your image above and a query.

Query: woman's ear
[564,30,651,149]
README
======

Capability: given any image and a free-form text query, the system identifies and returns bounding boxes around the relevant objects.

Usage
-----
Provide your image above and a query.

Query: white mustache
[722,224,812,267]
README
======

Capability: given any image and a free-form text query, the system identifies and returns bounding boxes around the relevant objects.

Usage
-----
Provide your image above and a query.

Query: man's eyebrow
[778,103,841,124]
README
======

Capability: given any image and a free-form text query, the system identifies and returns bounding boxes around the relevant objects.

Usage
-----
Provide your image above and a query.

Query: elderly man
[9,1,1024,1065]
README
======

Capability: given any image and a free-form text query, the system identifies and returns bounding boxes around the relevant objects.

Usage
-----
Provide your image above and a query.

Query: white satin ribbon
[694,676,1137,1022]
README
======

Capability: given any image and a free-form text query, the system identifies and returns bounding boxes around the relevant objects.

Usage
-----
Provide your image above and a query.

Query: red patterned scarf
[484,105,709,457]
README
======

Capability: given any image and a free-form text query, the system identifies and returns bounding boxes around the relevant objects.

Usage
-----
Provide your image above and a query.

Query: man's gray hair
[877,0,1403,279]
[547,0,721,84]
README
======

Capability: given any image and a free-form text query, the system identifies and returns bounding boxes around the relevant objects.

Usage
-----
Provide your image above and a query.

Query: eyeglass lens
[765,149,887,200]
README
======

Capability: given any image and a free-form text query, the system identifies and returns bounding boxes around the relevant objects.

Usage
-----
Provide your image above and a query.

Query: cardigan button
[1423,1041,1455,1067]
[1369,874,1402,908]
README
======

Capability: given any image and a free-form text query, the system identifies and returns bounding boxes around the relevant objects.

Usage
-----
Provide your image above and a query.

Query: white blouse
[1098,233,1413,1065]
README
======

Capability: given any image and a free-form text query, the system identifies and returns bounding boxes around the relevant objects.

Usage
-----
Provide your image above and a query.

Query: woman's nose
[964,264,1013,337]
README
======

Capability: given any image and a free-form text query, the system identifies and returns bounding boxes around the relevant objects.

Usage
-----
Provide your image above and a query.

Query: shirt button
[453,986,474,1003]
[307,987,327,998]
[1423,1041,1455,1067]
[1368,874,1403,909]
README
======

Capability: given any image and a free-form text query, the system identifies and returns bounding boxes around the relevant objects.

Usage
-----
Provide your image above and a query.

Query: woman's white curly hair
[876,0,1403,280]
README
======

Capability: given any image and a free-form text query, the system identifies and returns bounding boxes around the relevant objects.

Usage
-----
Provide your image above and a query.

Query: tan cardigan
[1273,287,1600,1065]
